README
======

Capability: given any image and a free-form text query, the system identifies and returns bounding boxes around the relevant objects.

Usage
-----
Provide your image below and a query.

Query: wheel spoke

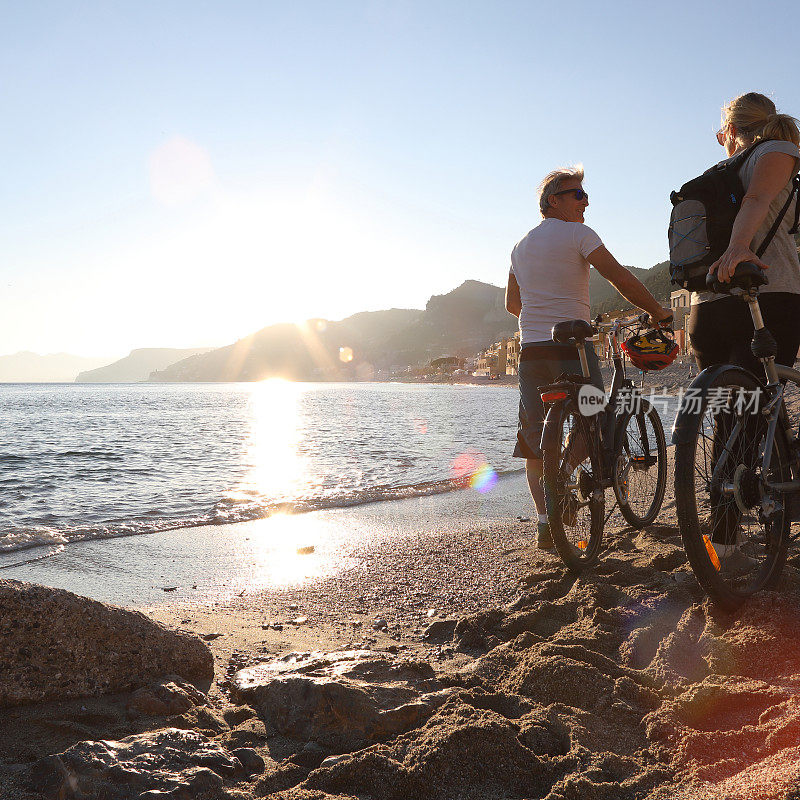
[613,406,667,528]
[674,368,789,609]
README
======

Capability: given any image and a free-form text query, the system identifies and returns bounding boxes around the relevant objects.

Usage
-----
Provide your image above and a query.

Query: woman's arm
[711,151,799,283]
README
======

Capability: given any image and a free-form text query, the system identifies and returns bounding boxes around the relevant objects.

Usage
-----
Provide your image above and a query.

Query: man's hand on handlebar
[642,308,674,329]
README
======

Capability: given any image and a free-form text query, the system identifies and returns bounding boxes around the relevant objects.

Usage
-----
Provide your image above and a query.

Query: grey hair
[537,165,585,217]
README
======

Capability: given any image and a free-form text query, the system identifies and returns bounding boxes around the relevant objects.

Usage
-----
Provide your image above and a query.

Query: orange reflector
[703,535,721,571]
[577,540,588,550]
[541,390,568,403]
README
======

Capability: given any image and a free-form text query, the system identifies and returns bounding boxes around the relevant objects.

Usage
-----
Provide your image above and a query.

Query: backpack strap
[789,174,800,235]
[756,174,800,256]
[714,139,764,173]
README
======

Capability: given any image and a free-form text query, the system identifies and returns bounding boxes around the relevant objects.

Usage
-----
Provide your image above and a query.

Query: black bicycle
[674,263,800,610]
[540,314,669,572]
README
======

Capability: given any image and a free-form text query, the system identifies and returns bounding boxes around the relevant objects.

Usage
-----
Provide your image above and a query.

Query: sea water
[0,381,681,561]
[0,382,524,557]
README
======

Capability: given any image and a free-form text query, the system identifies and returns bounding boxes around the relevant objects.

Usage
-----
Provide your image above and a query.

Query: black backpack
[669,141,800,291]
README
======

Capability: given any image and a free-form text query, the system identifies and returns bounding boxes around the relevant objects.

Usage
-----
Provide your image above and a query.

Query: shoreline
[5,360,698,390]
[0,473,535,610]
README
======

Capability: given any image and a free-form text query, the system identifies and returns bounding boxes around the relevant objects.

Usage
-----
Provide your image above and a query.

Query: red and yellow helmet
[621,329,679,371]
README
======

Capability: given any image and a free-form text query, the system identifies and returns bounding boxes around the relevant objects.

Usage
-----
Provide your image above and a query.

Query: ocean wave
[0,468,523,558]
[56,450,125,461]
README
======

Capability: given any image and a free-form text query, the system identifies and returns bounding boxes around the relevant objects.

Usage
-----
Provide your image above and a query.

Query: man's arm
[587,246,671,322]
[505,270,521,318]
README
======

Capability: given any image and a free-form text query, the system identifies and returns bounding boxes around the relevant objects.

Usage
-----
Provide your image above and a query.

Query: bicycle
[539,313,670,572]
[673,262,800,610]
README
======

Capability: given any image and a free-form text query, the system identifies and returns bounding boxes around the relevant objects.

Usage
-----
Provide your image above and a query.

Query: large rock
[28,727,262,799]
[231,649,456,751]
[0,580,213,707]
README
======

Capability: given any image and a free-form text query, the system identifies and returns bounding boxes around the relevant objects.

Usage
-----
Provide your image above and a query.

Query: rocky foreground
[4,517,800,799]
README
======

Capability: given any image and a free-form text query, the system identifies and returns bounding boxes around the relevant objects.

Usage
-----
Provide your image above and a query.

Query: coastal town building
[505,332,520,375]
[474,338,510,377]
[670,289,691,355]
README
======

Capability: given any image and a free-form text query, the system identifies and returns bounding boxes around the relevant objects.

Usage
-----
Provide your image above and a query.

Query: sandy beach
[4,456,800,799]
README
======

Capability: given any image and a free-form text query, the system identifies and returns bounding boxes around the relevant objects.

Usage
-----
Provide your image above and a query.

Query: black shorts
[513,341,604,460]
[688,292,800,372]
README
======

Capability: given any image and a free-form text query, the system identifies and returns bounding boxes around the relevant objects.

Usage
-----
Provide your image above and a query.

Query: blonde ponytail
[723,92,800,148]
[761,113,800,147]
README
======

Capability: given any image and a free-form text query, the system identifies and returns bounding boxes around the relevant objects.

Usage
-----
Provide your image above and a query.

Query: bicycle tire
[542,404,605,572]
[613,402,667,528]
[674,367,790,610]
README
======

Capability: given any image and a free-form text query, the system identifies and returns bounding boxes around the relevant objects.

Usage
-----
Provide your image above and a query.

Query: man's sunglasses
[553,188,588,201]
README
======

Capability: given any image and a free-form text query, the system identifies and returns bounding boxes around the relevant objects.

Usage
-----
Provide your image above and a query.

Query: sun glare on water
[242,513,325,588]
[227,380,336,588]
[245,378,305,499]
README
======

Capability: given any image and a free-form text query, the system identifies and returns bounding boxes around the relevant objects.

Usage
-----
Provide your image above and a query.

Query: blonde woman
[688,92,800,371]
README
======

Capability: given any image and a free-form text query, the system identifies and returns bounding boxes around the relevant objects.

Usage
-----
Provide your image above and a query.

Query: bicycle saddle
[552,319,596,344]
[706,261,769,294]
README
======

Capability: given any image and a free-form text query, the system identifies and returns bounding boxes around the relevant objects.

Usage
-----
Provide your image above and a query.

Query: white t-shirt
[510,218,603,344]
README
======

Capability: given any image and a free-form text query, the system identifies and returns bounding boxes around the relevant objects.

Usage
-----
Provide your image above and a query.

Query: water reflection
[231,381,331,588]
[238,513,327,589]
[242,379,305,501]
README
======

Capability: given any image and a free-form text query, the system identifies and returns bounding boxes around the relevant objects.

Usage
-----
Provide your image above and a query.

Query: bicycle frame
[672,288,800,502]
[540,315,656,480]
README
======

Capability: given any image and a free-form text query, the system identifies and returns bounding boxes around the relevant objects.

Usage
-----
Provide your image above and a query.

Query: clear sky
[2,0,798,358]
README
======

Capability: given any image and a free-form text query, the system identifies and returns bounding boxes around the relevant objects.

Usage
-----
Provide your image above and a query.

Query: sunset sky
[2,0,798,358]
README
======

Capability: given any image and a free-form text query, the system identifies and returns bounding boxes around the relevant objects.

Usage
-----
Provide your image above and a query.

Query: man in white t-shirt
[505,165,671,550]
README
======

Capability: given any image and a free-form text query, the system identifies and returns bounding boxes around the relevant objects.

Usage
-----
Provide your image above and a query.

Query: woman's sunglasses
[553,188,588,201]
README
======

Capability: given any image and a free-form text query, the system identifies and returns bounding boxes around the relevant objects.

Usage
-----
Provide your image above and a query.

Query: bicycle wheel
[542,405,605,572]
[613,401,667,528]
[674,367,790,610]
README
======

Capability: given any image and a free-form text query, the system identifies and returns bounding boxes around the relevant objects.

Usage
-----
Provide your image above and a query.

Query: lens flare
[451,451,479,482]
[452,451,499,492]
[469,462,498,493]
[149,135,214,206]
[339,346,354,363]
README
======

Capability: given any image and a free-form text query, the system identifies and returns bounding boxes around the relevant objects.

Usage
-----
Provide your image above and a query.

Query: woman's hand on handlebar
[709,243,769,284]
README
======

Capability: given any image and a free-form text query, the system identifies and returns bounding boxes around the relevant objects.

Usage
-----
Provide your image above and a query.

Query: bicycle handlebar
[594,313,674,336]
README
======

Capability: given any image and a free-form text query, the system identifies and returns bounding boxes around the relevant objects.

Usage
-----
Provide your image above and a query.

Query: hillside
[147,263,673,384]
[0,352,112,383]
[589,260,671,315]
[76,348,214,383]
[150,281,518,382]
